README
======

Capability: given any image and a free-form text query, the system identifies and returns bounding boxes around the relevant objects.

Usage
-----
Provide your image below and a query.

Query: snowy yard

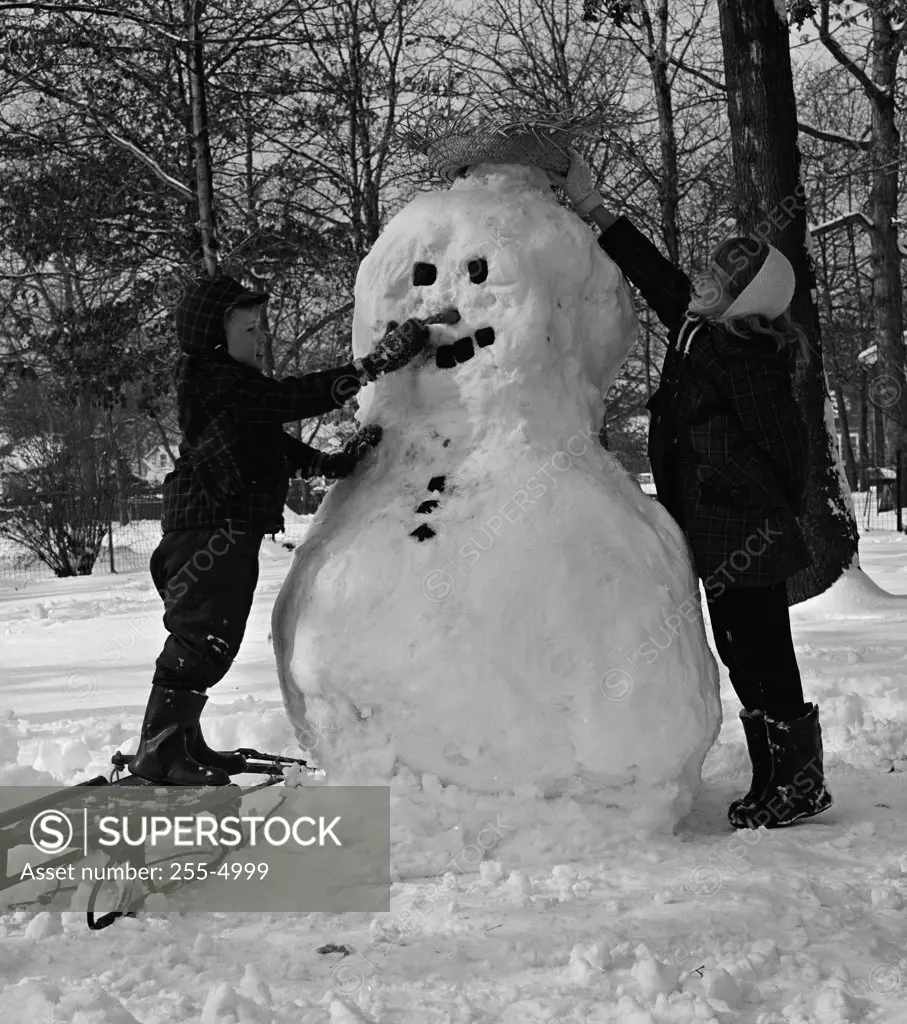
[1,525,906,1024]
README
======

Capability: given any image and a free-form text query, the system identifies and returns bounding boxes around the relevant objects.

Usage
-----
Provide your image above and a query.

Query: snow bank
[796,566,907,618]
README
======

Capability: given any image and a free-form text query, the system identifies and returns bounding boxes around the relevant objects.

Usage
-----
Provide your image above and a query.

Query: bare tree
[595,0,724,262]
[795,0,907,461]
[797,61,880,487]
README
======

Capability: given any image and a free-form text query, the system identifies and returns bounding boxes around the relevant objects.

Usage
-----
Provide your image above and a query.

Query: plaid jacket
[598,218,811,589]
[161,277,363,534]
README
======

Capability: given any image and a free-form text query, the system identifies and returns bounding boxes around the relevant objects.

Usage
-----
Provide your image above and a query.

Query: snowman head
[352,163,636,442]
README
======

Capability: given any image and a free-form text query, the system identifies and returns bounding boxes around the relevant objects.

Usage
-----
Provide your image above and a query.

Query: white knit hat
[719,245,796,322]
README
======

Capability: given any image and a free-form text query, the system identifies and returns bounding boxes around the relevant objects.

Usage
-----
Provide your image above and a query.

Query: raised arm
[231,365,363,424]
[227,317,429,424]
[551,150,692,331]
[593,214,693,333]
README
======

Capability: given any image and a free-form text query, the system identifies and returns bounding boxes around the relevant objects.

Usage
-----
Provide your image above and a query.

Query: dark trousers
[706,583,806,720]
[149,522,264,692]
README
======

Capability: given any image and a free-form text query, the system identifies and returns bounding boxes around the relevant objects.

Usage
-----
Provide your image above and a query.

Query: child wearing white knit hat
[687,235,802,350]
[551,149,831,835]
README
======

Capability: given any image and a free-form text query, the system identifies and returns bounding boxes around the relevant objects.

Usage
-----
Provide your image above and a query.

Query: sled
[0,748,324,931]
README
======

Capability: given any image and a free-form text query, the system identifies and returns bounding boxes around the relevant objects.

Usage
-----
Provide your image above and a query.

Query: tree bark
[639,0,681,263]
[867,11,906,461]
[833,380,857,490]
[186,0,218,276]
[859,368,869,489]
[716,0,860,603]
[819,3,907,462]
[818,261,858,489]
[107,407,129,525]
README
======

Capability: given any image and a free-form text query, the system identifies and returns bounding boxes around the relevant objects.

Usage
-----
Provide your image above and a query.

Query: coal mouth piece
[435,326,495,368]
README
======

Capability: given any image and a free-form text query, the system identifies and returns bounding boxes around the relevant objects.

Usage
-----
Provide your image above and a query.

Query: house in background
[831,330,907,487]
[140,444,175,485]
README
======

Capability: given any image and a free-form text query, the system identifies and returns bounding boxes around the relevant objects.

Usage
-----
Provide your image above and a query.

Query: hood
[175,275,269,358]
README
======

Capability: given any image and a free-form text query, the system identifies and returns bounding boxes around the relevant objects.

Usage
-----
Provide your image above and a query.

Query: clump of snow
[200,696,298,757]
[330,995,377,1022]
[24,911,63,940]
[275,163,721,844]
[238,964,272,1004]
[0,713,58,784]
[2,979,144,1023]
[33,737,92,777]
[200,980,274,1023]
[631,952,681,1001]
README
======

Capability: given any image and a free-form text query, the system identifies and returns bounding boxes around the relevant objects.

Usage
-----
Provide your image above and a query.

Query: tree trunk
[57,256,99,504]
[640,0,681,263]
[186,0,218,276]
[820,276,858,490]
[172,33,202,263]
[833,381,857,490]
[107,409,129,526]
[874,389,886,466]
[816,3,907,464]
[716,0,860,604]
[859,368,869,489]
[865,12,905,460]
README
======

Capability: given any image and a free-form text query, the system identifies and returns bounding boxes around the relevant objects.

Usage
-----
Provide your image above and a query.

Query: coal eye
[467,258,488,284]
[413,263,436,286]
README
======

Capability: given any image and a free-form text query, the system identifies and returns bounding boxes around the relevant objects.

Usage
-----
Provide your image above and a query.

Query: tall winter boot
[129,686,230,786]
[727,710,773,825]
[184,692,247,775]
[730,703,833,829]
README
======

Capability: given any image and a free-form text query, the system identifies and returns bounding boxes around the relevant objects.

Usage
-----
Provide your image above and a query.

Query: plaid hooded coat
[598,218,812,589]
[160,277,363,534]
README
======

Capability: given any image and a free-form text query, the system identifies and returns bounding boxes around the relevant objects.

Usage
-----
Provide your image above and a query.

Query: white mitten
[550,147,603,217]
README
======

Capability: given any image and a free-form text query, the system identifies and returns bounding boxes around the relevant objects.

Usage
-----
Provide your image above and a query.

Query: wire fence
[0,462,904,589]
[850,487,904,533]
[0,497,318,589]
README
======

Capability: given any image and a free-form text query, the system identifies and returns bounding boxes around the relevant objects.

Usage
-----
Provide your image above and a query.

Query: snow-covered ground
[1,523,906,1024]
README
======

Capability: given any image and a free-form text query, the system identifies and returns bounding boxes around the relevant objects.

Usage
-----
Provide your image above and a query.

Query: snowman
[272,159,721,833]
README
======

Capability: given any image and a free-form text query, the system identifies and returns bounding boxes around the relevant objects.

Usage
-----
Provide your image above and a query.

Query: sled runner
[0,748,324,931]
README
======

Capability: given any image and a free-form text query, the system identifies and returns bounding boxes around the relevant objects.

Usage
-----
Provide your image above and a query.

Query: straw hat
[398,109,612,183]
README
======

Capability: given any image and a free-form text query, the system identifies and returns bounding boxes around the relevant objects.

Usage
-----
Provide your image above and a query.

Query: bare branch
[275,299,355,376]
[797,118,871,151]
[667,56,725,92]
[99,124,193,200]
[817,0,885,101]
[0,2,184,43]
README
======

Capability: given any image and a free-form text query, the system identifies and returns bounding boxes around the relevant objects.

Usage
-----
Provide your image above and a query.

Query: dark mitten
[313,426,383,479]
[359,319,429,378]
[316,453,356,479]
[342,424,383,461]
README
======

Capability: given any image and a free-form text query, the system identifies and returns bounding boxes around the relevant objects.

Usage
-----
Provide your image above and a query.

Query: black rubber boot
[184,695,247,775]
[129,686,230,786]
[727,709,772,825]
[731,703,833,829]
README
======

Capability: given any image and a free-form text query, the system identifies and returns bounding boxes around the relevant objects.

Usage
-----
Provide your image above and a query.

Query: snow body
[273,164,721,830]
